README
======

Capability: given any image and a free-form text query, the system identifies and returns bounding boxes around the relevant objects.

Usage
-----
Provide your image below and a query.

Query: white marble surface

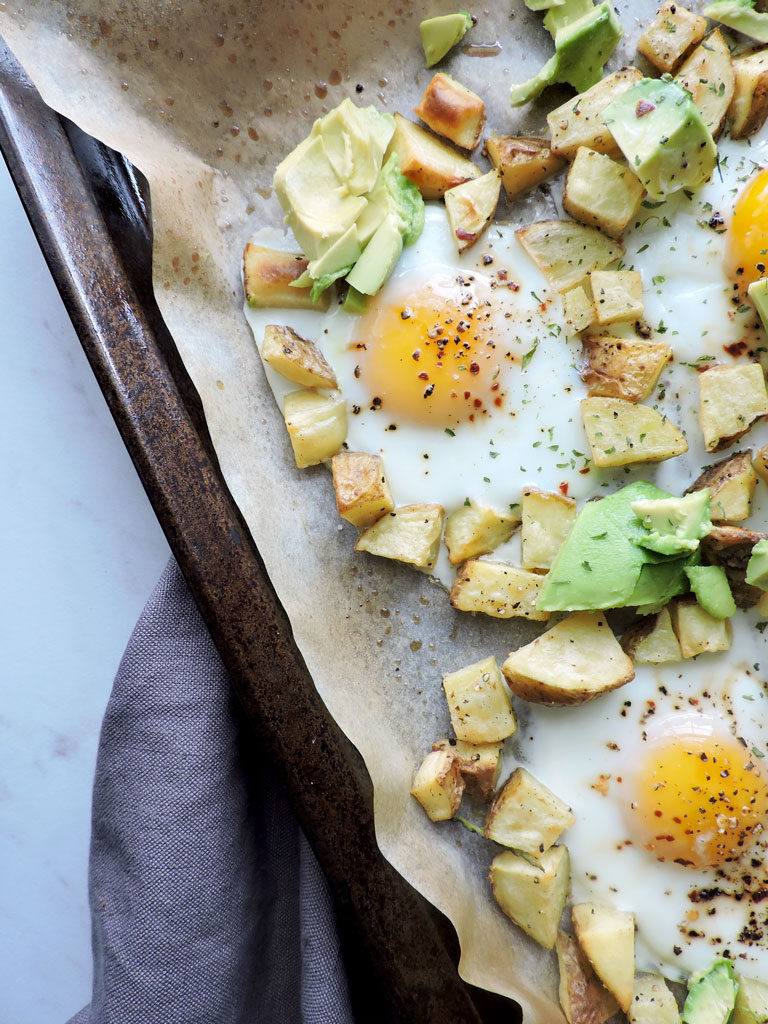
[0,156,171,1020]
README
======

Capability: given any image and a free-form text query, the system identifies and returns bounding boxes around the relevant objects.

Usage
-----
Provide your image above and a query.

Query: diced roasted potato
[755,443,768,484]
[410,748,465,821]
[484,766,575,853]
[702,524,768,609]
[243,243,330,311]
[628,973,681,1024]
[485,135,567,200]
[732,975,768,1024]
[581,333,671,402]
[564,284,596,334]
[450,560,550,621]
[432,738,502,801]
[386,113,480,199]
[547,67,644,160]
[563,149,645,240]
[581,396,688,467]
[444,170,501,253]
[283,389,347,468]
[354,503,444,569]
[670,595,733,657]
[521,488,577,571]
[590,270,644,324]
[729,48,768,138]
[674,30,735,138]
[444,501,518,564]
[556,930,620,1024]
[442,655,517,744]
[621,607,683,664]
[698,363,768,452]
[637,1,708,73]
[516,221,624,293]
[490,846,570,950]
[571,903,635,1014]
[414,72,486,150]
[331,451,394,527]
[502,611,634,706]
[687,451,756,522]
[261,324,338,389]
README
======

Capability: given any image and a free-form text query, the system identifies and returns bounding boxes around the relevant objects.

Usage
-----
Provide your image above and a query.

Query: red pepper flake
[473,398,482,408]
[559,481,569,496]
[469,361,480,375]
[412,349,421,361]
[418,371,429,380]
[636,99,655,117]
[456,228,477,242]
[724,340,748,357]
[463,391,471,399]
[579,466,591,475]
[494,396,502,407]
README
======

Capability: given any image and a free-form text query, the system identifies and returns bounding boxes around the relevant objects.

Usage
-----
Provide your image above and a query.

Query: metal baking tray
[0,39,520,1024]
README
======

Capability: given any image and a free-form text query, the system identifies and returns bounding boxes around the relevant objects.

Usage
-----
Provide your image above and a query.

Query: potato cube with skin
[432,738,502,801]
[516,221,624,294]
[590,271,644,324]
[261,324,338,389]
[563,149,645,240]
[386,113,480,199]
[564,284,596,334]
[581,397,688,467]
[572,903,635,1014]
[413,73,486,150]
[283,389,347,468]
[442,656,516,744]
[521,488,577,571]
[754,444,768,484]
[450,560,550,621]
[484,766,575,853]
[490,845,570,950]
[628,973,680,1024]
[556,930,620,1024]
[621,607,683,664]
[547,67,644,160]
[444,170,501,253]
[410,748,465,822]
[331,451,394,528]
[243,243,331,311]
[674,30,735,138]
[444,501,518,564]
[485,135,567,200]
[502,611,634,706]
[354,503,444,570]
[729,49,768,139]
[670,596,732,657]
[687,451,756,522]
[698,363,768,453]
[637,2,707,74]
[581,333,672,403]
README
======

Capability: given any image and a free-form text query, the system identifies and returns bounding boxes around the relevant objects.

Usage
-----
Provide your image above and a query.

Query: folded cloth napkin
[69,558,396,1024]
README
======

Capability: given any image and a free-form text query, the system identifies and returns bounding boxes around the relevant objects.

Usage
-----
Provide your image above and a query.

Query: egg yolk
[728,166,768,301]
[352,274,502,426]
[629,729,768,869]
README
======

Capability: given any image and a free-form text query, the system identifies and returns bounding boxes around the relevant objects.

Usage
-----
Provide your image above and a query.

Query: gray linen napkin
[69,558,393,1024]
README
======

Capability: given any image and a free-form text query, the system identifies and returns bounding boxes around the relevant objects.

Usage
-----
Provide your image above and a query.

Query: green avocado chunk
[746,538,768,590]
[631,490,712,556]
[628,553,697,612]
[685,565,737,619]
[345,215,403,296]
[366,153,425,247]
[342,285,369,316]
[682,959,738,1024]
[420,11,473,67]
[704,0,768,42]
[749,278,768,335]
[537,480,673,612]
[510,0,622,105]
[601,77,717,199]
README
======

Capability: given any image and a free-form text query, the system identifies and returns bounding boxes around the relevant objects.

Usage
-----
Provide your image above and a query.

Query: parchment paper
[0,2,650,1017]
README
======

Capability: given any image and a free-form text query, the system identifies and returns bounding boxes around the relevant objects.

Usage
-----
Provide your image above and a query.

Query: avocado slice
[510,0,623,105]
[420,11,473,67]
[317,99,395,196]
[342,285,369,316]
[746,538,768,590]
[704,0,768,42]
[366,153,425,247]
[537,480,673,612]
[749,278,768,334]
[627,553,696,611]
[601,77,717,199]
[631,490,712,556]
[346,214,403,296]
[685,565,737,619]
[682,959,738,1024]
